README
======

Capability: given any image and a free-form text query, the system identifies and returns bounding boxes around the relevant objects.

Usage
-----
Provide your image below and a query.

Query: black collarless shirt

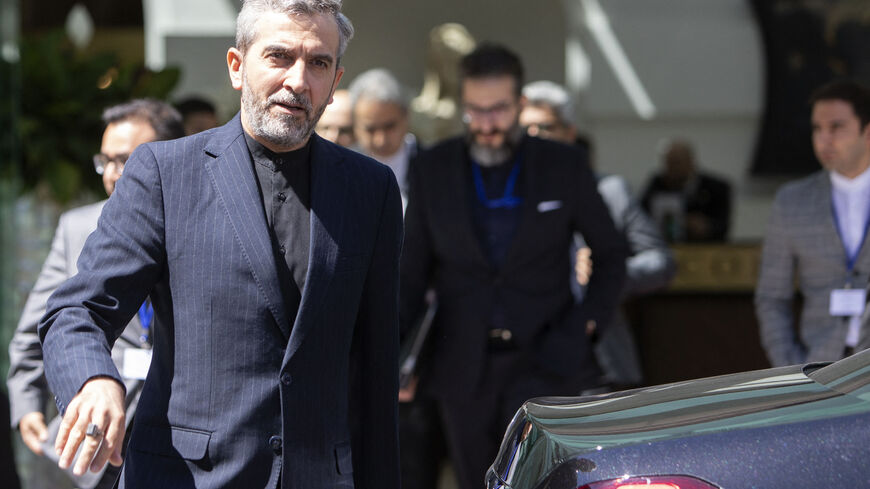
[244,133,311,324]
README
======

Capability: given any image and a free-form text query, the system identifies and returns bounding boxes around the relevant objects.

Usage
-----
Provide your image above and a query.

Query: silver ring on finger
[85,423,104,439]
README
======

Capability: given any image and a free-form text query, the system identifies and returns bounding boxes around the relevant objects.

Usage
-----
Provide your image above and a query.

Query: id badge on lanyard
[830,286,866,317]
[829,199,869,317]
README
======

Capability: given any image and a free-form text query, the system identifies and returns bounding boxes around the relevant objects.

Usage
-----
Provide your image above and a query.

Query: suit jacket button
[269,435,283,454]
[280,373,292,385]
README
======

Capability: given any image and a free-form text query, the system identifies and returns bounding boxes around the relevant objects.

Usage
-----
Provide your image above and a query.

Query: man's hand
[575,246,593,286]
[399,375,418,403]
[585,319,598,338]
[55,377,125,476]
[19,411,48,455]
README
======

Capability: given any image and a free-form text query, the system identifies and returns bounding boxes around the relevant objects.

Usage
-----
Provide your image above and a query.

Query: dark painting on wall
[750,0,870,176]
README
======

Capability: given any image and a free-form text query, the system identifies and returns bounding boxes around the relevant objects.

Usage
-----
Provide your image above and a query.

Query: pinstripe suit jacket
[755,171,870,367]
[39,114,403,489]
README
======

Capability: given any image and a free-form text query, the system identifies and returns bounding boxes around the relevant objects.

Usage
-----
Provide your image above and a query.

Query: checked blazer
[755,171,870,367]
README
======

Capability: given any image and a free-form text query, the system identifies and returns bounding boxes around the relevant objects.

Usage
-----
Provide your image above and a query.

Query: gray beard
[241,71,328,149]
[468,124,523,167]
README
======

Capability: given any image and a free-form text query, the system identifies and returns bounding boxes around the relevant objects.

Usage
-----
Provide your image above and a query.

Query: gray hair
[348,68,409,112]
[235,0,355,60]
[102,99,185,141]
[522,80,576,127]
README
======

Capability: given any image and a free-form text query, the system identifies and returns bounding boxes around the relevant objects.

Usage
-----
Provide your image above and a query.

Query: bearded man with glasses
[399,43,628,489]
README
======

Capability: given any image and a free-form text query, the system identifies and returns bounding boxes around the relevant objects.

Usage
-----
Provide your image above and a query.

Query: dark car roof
[490,349,870,489]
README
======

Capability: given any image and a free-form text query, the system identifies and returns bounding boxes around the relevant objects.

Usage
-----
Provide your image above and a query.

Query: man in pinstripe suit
[756,80,870,367]
[38,1,402,488]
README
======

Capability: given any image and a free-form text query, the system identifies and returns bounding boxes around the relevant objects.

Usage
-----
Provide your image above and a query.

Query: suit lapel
[285,135,346,360]
[204,115,290,338]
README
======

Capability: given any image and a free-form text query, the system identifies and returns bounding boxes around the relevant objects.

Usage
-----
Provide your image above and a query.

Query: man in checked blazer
[400,44,627,489]
[7,99,184,489]
[38,1,402,488]
[756,80,870,367]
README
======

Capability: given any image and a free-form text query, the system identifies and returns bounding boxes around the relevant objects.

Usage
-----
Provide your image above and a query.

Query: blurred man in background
[349,68,419,207]
[349,67,447,489]
[400,44,627,489]
[641,139,732,242]
[519,80,585,148]
[521,81,676,388]
[758,80,870,367]
[8,99,184,489]
[316,88,355,147]
[174,96,220,135]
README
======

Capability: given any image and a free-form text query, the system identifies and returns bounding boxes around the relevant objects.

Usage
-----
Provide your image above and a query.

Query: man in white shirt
[348,68,418,208]
[348,68,447,489]
[756,80,870,366]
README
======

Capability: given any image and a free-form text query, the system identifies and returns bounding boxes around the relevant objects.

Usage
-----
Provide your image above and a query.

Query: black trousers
[436,350,583,489]
[399,395,447,489]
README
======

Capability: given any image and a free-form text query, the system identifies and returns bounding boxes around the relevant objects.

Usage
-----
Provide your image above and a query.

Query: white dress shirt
[830,165,870,346]
[372,134,416,213]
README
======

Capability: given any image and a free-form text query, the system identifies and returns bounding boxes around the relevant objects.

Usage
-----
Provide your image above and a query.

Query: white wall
[342,0,568,93]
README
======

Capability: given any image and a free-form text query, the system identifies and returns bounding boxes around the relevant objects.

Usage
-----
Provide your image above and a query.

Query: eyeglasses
[93,153,130,175]
[462,101,518,123]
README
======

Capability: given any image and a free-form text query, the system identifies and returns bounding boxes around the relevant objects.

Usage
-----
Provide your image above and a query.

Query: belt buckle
[489,328,513,341]
[488,328,515,351]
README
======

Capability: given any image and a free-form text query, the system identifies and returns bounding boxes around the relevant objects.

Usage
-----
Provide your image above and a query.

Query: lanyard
[471,156,522,209]
[830,195,870,271]
[137,300,153,345]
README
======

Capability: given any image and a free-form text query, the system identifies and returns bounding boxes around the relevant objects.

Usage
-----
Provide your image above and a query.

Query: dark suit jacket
[400,136,627,397]
[641,172,732,242]
[39,115,403,489]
